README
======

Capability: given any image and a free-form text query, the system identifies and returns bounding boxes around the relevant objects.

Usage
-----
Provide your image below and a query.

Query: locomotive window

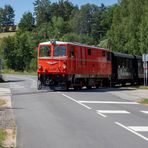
[54,45,66,57]
[39,46,51,57]
[107,52,111,61]
[70,48,75,57]
[88,48,91,55]
[102,51,106,57]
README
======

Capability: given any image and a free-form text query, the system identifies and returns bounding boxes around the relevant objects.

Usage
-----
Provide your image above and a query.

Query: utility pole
[142,54,148,86]
[0,59,1,72]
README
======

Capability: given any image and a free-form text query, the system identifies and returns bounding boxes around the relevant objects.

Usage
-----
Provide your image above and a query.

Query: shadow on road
[12,86,137,96]
[2,79,25,83]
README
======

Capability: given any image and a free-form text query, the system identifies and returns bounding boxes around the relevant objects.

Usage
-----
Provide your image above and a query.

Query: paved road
[2,75,148,148]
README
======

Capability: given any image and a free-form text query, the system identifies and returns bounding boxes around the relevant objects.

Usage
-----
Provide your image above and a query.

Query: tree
[51,0,76,21]
[69,3,113,44]
[18,12,35,32]
[2,5,15,31]
[0,8,3,32]
[108,0,147,54]
[33,0,52,26]
[1,32,35,71]
[139,0,148,54]
[61,33,94,45]
[51,16,66,38]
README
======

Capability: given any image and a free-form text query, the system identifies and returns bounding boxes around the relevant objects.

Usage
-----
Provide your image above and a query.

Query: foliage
[108,0,148,55]
[61,33,94,45]
[0,5,15,32]
[51,0,77,21]
[0,129,6,146]
[18,12,35,32]
[33,0,52,26]
[1,0,148,72]
[138,99,148,105]
[1,31,36,71]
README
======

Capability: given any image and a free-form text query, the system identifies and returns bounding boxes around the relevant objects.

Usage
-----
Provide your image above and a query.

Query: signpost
[142,54,148,86]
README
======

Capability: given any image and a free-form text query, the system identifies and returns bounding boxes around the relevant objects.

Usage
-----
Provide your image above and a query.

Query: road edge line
[62,94,91,110]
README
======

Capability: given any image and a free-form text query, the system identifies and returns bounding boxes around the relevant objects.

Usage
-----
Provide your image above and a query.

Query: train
[37,40,144,90]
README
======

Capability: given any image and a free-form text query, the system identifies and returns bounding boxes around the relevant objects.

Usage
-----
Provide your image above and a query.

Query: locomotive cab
[37,41,68,90]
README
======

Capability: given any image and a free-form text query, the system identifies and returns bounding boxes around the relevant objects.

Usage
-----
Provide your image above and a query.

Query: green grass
[0,32,15,39]
[138,99,148,105]
[2,69,36,76]
[133,85,148,89]
[0,99,6,106]
[0,129,6,147]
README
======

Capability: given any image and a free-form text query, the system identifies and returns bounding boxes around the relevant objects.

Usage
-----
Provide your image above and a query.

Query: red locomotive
[37,40,143,90]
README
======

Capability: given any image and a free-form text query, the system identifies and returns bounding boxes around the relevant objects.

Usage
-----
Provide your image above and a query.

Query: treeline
[0,0,148,72]
[108,0,148,55]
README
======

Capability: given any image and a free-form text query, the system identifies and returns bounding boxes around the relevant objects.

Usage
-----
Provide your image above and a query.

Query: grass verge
[0,32,15,39]
[138,99,148,105]
[134,85,148,89]
[0,128,16,148]
[0,99,6,106]
[0,129,6,147]
[2,69,36,76]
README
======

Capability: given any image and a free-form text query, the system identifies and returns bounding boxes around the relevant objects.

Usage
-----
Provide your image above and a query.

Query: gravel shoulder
[0,88,16,148]
[108,87,148,102]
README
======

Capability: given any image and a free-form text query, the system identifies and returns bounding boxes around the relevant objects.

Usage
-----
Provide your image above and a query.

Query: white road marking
[141,111,148,114]
[115,122,148,142]
[128,126,148,132]
[79,101,139,105]
[97,110,130,114]
[62,94,91,110]
[96,111,107,118]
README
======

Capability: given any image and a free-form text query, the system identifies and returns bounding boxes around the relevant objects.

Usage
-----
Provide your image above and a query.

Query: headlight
[38,65,42,70]
[62,64,67,70]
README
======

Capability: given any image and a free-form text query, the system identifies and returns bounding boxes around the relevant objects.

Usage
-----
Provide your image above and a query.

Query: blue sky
[0,0,118,24]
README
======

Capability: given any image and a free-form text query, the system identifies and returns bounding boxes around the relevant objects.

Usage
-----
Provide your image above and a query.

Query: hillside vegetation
[0,0,148,72]
[0,32,15,39]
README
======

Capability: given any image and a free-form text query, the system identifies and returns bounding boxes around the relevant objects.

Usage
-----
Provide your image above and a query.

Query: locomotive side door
[69,45,76,73]
[82,47,86,69]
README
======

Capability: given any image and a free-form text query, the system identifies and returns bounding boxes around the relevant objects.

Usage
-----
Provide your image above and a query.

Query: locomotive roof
[113,52,135,59]
[39,41,109,51]
[113,52,142,59]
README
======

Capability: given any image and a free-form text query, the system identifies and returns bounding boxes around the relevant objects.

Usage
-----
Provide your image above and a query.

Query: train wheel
[74,86,79,90]
[86,85,92,89]
[65,82,71,90]
[37,80,42,90]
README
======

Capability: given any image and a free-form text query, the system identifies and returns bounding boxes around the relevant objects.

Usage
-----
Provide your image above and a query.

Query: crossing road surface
[1,74,148,148]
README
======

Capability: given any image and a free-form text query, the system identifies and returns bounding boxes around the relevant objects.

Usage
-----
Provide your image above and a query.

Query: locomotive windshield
[39,45,51,57]
[54,45,66,57]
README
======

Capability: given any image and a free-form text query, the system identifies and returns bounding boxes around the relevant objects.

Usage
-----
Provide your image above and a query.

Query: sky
[0,0,118,24]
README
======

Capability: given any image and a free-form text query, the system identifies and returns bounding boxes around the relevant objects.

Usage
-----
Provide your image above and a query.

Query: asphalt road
[2,74,148,148]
